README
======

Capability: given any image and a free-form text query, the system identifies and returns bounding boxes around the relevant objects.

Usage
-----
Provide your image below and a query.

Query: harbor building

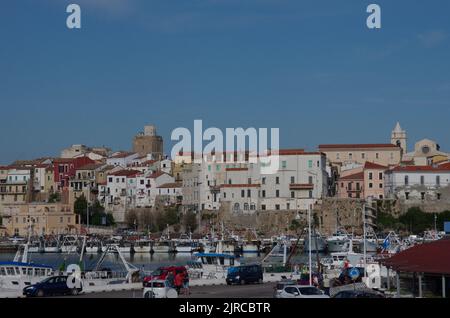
[1,203,80,236]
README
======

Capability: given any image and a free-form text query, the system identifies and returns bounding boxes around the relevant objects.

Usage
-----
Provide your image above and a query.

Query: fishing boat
[175,241,195,253]
[152,240,172,253]
[60,235,79,254]
[304,232,327,253]
[358,228,379,253]
[85,240,102,253]
[241,241,260,254]
[326,230,351,253]
[133,240,152,253]
[0,243,54,293]
[43,238,60,253]
[188,253,241,279]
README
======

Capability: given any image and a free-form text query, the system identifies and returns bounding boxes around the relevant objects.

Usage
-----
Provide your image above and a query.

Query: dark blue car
[226,264,263,285]
[23,276,82,297]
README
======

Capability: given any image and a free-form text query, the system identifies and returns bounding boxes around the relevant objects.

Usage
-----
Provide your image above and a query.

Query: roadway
[65,283,277,298]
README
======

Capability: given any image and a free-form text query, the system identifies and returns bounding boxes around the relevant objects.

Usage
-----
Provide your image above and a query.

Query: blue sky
[1,0,450,164]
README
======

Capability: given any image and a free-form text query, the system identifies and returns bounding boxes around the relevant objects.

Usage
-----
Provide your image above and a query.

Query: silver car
[278,285,330,299]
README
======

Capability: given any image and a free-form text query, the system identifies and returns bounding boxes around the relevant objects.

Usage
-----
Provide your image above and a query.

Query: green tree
[48,192,60,203]
[183,211,198,233]
[399,207,433,234]
[74,195,88,224]
[165,207,179,226]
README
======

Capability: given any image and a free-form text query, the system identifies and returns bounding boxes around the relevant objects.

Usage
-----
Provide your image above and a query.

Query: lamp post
[308,205,312,286]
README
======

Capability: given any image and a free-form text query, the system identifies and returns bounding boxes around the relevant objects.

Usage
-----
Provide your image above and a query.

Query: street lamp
[308,205,312,286]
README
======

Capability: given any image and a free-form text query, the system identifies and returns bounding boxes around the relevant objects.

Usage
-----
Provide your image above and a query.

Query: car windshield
[299,287,323,295]
[228,267,240,275]
[149,282,165,288]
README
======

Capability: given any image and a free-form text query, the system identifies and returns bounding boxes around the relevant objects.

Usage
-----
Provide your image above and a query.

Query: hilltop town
[1,122,449,238]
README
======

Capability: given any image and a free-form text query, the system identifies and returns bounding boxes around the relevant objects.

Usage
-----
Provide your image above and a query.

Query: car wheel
[71,288,79,296]
[144,292,155,299]
[36,290,44,297]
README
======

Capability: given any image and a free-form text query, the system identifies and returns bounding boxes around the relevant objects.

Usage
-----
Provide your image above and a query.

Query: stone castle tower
[391,122,407,154]
[133,124,164,159]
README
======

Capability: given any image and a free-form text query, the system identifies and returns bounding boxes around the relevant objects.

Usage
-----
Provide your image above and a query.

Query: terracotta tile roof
[364,161,388,170]
[157,182,182,189]
[381,239,450,275]
[319,144,399,150]
[148,171,168,179]
[109,169,140,177]
[77,163,104,171]
[340,171,365,180]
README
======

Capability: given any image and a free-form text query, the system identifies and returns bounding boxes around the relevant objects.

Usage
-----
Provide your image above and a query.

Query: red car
[143,266,187,285]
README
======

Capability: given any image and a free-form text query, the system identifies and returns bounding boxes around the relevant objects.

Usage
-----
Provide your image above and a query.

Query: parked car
[226,264,263,285]
[278,285,330,299]
[143,266,187,285]
[333,290,385,298]
[274,280,297,298]
[143,280,178,298]
[23,276,82,297]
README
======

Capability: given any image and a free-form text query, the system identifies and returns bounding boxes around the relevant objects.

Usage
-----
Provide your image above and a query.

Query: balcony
[289,183,314,191]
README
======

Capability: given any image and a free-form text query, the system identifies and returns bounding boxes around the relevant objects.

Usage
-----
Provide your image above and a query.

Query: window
[291,191,295,198]
[291,176,295,184]
[223,192,226,199]
[420,176,425,186]
[361,153,366,159]
[405,176,409,186]
[276,177,280,184]
[421,192,425,200]
[369,183,373,189]
[356,183,360,191]
[248,178,252,184]
[262,177,266,185]
[379,183,383,189]
[216,165,220,171]
[275,204,280,210]
[247,190,251,198]
[244,203,249,211]
[437,193,441,200]
[286,203,290,210]
[376,153,379,159]
[348,183,352,191]
[405,192,409,200]
[60,217,63,223]
[308,176,313,184]
[336,153,340,160]
[276,190,280,197]
[262,190,266,198]
[208,165,211,172]
[379,172,383,180]
[369,173,373,180]
[308,160,313,168]
[281,161,287,169]
[309,190,313,198]
[241,190,245,198]
[349,153,353,160]
[228,179,232,185]
[261,205,266,211]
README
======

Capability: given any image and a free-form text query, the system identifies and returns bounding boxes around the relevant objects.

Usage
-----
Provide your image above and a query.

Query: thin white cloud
[418,30,447,48]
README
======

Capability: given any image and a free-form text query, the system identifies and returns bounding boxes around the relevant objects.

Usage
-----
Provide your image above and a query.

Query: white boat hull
[152,246,170,253]
[85,247,100,253]
[176,246,193,253]
[44,247,60,253]
[133,246,151,253]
